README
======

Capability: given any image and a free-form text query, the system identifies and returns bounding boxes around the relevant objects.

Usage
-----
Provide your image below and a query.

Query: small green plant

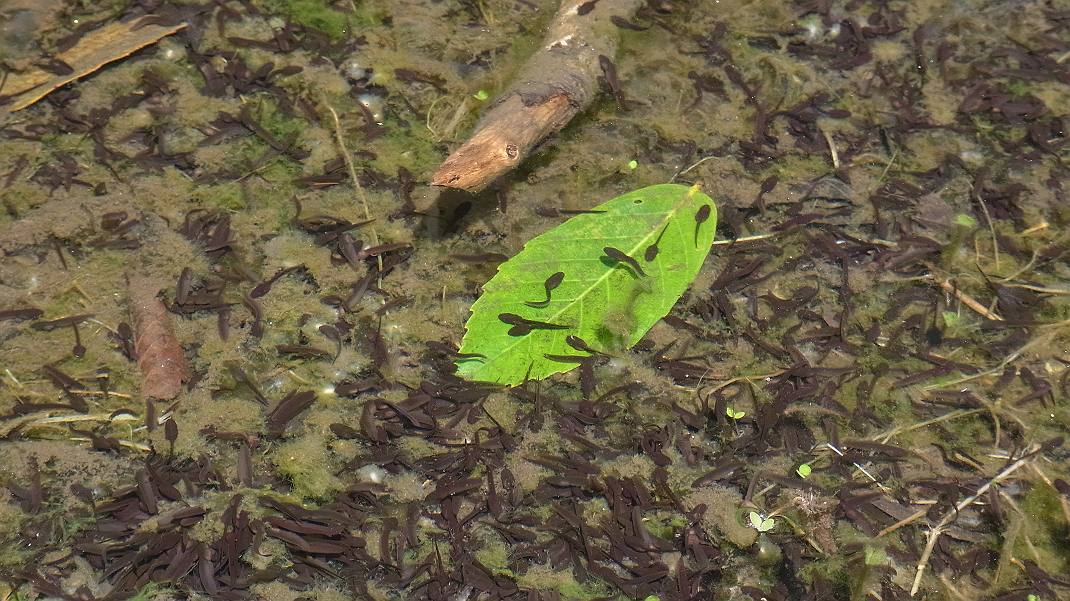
[642,596,661,601]
[942,311,961,328]
[473,89,490,101]
[726,406,746,436]
[796,463,812,478]
[627,159,638,170]
[456,184,717,384]
[1027,594,1040,601]
[953,213,978,228]
[749,511,775,532]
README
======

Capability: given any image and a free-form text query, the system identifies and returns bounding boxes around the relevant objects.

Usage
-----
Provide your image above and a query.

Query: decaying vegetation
[0,0,1067,600]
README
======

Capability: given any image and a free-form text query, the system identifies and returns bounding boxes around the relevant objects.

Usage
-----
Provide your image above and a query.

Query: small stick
[1020,221,1048,235]
[432,0,642,192]
[991,490,1044,567]
[29,412,139,426]
[821,128,840,169]
[998,250,1039,282]
[974,191,1000,269]
[672,155,716,181]
[938,278,1002,321]
[910,446,1037,596]
[69,436,152,453]
[876,508,928,538]
[873,408,983,444]
[924,334,1046,390]
[710,233,778,246]
[67,390,134,399]
[823,442,889,491]
[327,106,383,274]
[1004,283,1070,295]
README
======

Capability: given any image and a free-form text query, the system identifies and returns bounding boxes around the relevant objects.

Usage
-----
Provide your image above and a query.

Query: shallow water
[0,0,1068,600]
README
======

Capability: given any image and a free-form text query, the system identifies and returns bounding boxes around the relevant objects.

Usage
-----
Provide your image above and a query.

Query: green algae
[1020,482,1070,574]
[517,564,615,601]
[262,0,352,39]
[272,436,344,501]
[191,182,247,211]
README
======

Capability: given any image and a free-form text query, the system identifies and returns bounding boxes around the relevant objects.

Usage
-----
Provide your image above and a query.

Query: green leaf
[473,89,489,101]
[796,463,812,478]
[456,183,717,385]
[749,511,775,532]
[726,407,745,420]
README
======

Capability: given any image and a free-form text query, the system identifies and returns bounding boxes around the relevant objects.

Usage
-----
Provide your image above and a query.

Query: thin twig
[29,412,139,426]
[821,127,840,169]
[974,191,1000,269]
[69,436,151,453]
[67,389,134,399]
[996,490,1044,565]
[1020,221,1048,235]
[710,233,778,246]
[873,408,983,444]
[998,250,1038,282]
[877,508,928,538]
[910,446,1038,596]
[938,278,1002,321]
[823,442,889,491]
[697,370,785,398]
[923,324,1063,390]
[328,105,382,273]
[671,155,717,182]
[1004,283,1070,295]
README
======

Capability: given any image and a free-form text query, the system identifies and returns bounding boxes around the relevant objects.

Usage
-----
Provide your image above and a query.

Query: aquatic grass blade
[456,183,717,385]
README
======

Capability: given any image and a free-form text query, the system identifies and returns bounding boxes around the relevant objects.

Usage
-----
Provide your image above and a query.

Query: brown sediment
[128,275,190,400]
[431,0,642,193]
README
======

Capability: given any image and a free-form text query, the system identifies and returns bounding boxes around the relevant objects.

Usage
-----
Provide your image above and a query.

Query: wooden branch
[938,278,1002,321]
[909,445,1038,596]
[431,0,642,193]
[128,275,190,400]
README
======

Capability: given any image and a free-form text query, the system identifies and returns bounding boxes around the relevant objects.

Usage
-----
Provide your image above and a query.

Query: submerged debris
[128,275,191,400]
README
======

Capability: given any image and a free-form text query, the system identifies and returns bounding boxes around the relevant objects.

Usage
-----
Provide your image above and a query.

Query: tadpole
[525,272,565,308]
[498,312,570,336]
[694,204,712,246]
[603,247,646,277]
[566,335,600,355]
[644,225,669,262]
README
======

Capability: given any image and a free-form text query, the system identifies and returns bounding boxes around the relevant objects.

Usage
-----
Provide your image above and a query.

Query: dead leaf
[1,18,186,112]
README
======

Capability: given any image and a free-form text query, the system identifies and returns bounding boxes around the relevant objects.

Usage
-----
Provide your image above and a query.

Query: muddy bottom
[0,0,1068,600]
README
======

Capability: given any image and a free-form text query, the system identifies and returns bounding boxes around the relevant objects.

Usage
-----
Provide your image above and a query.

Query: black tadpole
[694,204,711,247]
[525,272,565,308]
[603,247,646,277]
[566,335,600,355]
[498,312,570,336]
[644,224,669,262]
